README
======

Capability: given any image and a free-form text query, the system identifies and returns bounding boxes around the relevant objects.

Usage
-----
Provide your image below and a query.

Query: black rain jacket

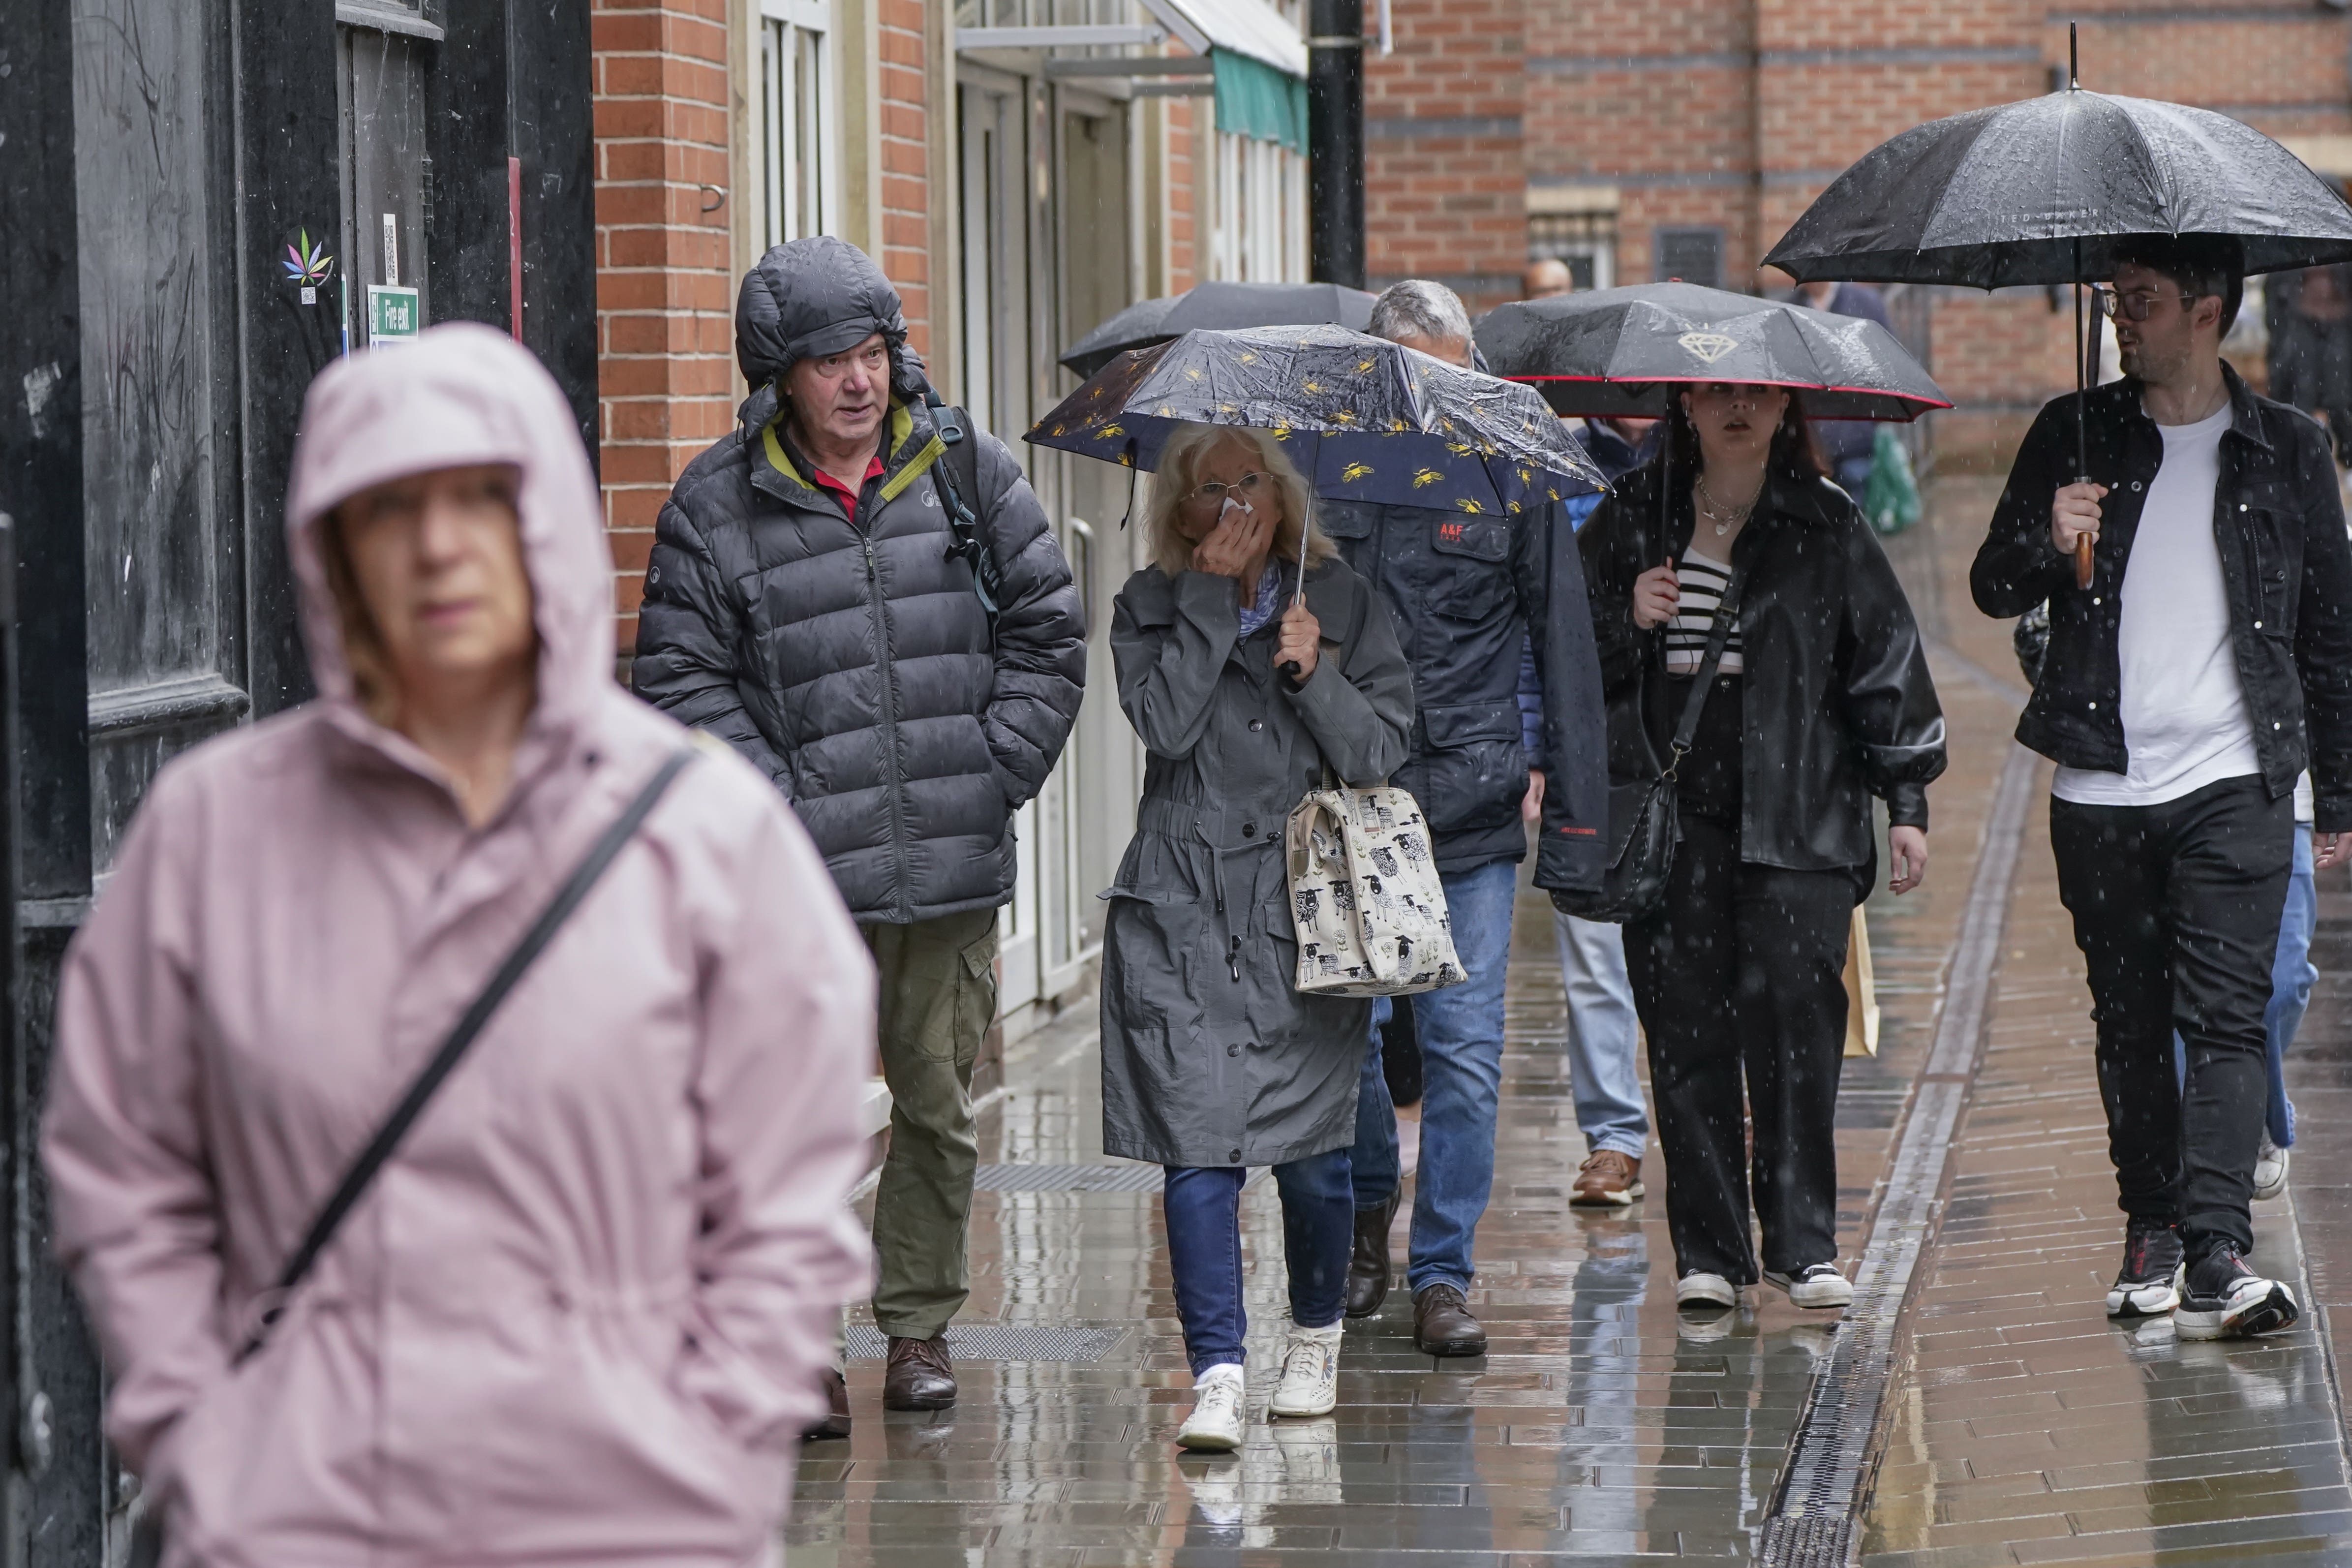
[1582,461,1947,872]
[1971,367,2352,830]
[633,241,1087,922]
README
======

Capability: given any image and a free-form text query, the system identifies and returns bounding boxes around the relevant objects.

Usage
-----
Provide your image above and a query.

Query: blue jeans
[2171,820,2314,1149]
[1350,858,1519,1295]
[1162,1148,1353,1376]
[1553,910,1650,1157]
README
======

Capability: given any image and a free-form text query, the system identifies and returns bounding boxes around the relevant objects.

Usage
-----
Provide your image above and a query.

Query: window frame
[760,0,840,249]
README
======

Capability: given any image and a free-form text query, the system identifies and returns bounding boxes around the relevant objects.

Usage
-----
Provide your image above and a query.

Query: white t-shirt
[2053,401,2261,808]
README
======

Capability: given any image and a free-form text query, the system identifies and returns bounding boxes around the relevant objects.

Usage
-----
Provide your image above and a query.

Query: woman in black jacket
[1580,382,1946,1314]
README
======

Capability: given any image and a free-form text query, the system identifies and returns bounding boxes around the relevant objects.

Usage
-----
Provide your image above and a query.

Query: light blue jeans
[1553,910,1651,1158]
[1351,858,1519,1296]
[2172,821,2315,1149]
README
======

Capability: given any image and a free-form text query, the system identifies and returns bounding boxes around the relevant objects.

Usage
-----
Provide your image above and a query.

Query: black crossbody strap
[235,745,699,1364]
[1661,560,1754,777]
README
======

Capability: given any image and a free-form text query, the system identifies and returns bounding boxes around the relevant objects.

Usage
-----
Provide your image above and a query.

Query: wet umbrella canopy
[1028,324,1607,518]
[1059,281,1379,379]
[1475,281,1950,421]
[1762,89,2352,289]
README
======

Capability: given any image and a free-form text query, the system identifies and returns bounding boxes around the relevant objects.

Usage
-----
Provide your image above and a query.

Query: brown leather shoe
[800,1366,852,1442]
[1412,1283,1488,1357]
[884,1334,958,1411]
[1571,1150,1646,1207]
[1345,1190,1403,1318]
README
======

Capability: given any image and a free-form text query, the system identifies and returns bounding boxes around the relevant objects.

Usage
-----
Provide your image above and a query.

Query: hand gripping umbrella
[1763,25,2352,587]
[1029,323,1606,519]
[1060,280,1379,380]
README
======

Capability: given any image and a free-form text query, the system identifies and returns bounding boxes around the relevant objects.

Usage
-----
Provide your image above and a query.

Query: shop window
[1655,226,1723,290]
[1529,210,1617,293]
[762,0,837,246]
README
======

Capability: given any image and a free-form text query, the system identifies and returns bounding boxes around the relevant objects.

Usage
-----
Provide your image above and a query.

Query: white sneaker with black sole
[2105,1217,2185,1318]
[2254,1134,2291,1202]
[1763,1263,1854,1309]
[1267,1322,1342,1418]
[1675,1271,1738,1309]
[2174,1242,2299,1341]
[1176,1363,1247,1451]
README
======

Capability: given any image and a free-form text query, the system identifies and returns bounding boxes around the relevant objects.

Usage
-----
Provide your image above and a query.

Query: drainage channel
[1756,739,2040,1567]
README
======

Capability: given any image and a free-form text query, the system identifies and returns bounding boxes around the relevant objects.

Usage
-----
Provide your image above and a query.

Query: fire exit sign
[367,284,420,345]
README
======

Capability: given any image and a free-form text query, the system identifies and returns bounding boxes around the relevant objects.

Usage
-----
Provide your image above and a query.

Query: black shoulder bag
[129,746,697,1568]
[1552,561,1752,925]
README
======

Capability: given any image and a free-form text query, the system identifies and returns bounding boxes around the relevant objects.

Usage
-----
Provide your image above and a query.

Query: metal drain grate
[973,1163,1165,1192]
[844,1322,1129,1362]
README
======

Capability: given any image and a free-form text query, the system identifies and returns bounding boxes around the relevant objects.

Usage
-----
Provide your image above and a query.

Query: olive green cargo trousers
[864,910,998,1340]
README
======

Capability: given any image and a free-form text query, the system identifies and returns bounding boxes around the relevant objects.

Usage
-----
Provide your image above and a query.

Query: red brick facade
[592,0,736,651]
[1367,0,2352,461]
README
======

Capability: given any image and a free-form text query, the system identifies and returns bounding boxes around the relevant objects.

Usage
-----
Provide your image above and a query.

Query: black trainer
[2175,1241,2300,1341]
[2104,1218,2184,1319]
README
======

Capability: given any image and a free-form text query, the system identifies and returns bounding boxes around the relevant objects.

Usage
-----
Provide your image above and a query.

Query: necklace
[1695,471,1763,537]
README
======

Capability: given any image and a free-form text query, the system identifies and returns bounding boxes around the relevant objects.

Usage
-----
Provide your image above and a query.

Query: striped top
[1664,549,1744,677]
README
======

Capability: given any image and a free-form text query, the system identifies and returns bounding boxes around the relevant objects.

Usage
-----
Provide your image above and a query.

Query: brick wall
[593,0,735,653]
[1371,0,2352,465]
[878,0,933,361]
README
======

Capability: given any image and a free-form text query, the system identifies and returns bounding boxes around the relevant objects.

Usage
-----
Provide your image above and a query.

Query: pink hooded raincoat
[41,324,876,1567]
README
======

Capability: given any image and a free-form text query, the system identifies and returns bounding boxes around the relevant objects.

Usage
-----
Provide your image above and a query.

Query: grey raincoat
[1100,558,1414,1169]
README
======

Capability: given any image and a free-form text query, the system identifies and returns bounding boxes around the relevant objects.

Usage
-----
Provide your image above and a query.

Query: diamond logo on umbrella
[1677,331,1739,364]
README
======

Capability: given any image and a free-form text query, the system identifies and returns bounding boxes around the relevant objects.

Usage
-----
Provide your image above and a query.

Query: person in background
[1791,278,1895,497]
[1537,414,1661,1207]
[1331,280,1609,1353]
[1100,423,1412,1451]
[42,325,876,1564]
[635,237,1086,1423]
[1584,380,1944,1316]
[1524,257,1576,300]
[2266,265,2352,462]
[1973,234,2352,1339]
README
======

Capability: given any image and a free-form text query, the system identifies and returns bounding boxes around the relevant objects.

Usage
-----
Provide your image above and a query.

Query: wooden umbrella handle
[2075,532,2094,589]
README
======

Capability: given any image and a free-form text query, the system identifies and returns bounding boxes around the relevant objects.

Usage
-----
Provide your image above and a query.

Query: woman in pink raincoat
[41,323,875,1567]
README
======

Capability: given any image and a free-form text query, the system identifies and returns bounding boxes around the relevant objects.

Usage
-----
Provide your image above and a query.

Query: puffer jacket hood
[286,322,614,756]
[735,236,924,400]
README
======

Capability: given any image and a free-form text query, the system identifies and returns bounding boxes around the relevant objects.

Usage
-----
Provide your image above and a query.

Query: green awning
[1212,46,1307,154]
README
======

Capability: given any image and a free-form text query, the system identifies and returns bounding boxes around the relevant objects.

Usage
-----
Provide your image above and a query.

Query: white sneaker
[1177,1363,1247,1451]
[1676,1271,1739,1309]
[1268,1322,1342,1418]
[2255,1134,2291,1201]
[1764,1263,1855,1309]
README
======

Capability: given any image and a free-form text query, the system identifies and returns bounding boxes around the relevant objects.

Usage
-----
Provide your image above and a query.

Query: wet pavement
[786,480,2352,1565]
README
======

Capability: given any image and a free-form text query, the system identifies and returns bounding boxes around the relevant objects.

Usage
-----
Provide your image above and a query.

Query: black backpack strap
[1660,560,1753,780]
[234,745,700,1364]
[924,394,1002,622]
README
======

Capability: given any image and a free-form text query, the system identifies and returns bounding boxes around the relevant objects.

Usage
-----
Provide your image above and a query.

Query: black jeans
[1625,814,1858,1282]
[2050,776,2292,1256]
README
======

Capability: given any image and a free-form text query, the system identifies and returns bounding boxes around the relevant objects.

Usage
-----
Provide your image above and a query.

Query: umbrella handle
[2074,532,2094,589]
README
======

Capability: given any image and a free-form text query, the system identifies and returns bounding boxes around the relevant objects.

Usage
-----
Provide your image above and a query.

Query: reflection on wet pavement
[787,482,2352,1565]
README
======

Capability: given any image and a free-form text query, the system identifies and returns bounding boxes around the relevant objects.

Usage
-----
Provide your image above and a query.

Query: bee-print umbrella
[1025,323,1608,521]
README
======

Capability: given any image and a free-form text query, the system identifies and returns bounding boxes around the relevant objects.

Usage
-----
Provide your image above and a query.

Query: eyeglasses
[1185,470,1270,509]
[2096,287,2197,322]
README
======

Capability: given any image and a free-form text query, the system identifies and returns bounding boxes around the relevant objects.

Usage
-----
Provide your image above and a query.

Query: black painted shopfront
[0,1,594,1559]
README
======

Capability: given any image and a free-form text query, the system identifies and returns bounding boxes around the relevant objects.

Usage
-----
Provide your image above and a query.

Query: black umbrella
[1028,324,1606,521]
[1763,27,2352,585]
[1475,281,1950,421]
[1060,281,1378,379]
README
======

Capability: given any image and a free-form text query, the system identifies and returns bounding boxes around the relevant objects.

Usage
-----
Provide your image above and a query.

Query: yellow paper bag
[1843,906,1879,1058]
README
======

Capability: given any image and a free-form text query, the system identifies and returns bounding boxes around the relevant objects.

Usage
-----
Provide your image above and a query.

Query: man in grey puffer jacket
[635,238,1085,1416]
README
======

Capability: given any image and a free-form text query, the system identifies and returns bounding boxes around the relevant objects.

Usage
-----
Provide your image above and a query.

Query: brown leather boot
[1571,1150,1646,1207]
[1412,1283,1488,1357]
[884,1334,958,1411]
[1345,1189,1403,1318]
[800,1366,852,1442]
